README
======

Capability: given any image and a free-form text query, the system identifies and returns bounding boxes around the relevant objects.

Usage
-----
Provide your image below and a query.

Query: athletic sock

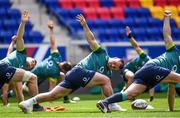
[26,97,37,106]
[103,92,126,105]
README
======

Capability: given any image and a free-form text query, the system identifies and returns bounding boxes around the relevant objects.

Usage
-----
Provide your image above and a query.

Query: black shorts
[58,67,96,92]
[0,62,16,89]
[134,63,171,89]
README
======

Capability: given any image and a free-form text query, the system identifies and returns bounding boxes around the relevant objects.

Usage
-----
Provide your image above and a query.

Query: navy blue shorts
[134,63,171,89]
[0,62,16,89]
[58,67,96,91]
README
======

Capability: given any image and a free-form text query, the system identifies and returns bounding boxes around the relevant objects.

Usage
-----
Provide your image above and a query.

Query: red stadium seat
[113,0,127,8]
[72,0,87,9]
[168,0,180,6]
[58,0,73,9]
[97,7,111,19]
[154,0,168,7]
[86,0,100,8]
[83,8,98,20]
[110,7,124,20]
[127,0,140,8]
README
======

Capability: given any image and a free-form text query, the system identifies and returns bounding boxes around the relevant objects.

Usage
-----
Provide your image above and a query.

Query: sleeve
[48,77,57,83]
[166,42,175,51]
[17,48,26,55]
[51,51,62,63]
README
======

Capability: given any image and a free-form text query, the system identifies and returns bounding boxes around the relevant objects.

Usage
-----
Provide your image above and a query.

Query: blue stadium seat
[108,19,124,29]
[0,8,7,21]
[55,8,71,25]
[148,18,163,28]
[125,7,138,18]
[0,0,11,9]
[132,28,148,41]
[146,28,162,41]
[117,29,127,41]
[4,19,19,32]
[0,31,13,44]
[121,18,136,28]
[25,21,33,32]
[105,28,119,42]
[97,29,108,42]
[100,0,113,8]
[134,18,149,28]
[136,8,151,18]
[94,19,110,30]
[29,31,44,43]
[7,8,21,20]
[44,0,59,9]
[173,28,180,40]
[70,8,83,19]
[86,20,96,30]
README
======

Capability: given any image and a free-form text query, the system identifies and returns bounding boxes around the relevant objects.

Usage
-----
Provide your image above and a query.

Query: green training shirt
[76,47,112,78]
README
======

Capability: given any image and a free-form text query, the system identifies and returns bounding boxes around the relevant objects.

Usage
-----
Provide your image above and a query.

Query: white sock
[26,97,37,106]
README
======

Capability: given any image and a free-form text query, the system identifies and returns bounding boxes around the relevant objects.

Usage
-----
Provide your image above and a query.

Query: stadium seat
[66,19,82,32]
[4,19,19,32]
[168,0,180,6]
[25,21,33,32]
[178,5,180,15]
[86,20,96,30]
[58,0,73,9]
[108,19,124,29]
[105,28,119,42]
[132,28,148,41]
[117,29,127,41]
[100,0,113,8]
[148,18,163,28]
[164,6,178,19]
[94,19,109,29]
[136,8,151,18]
[110,7,124,20]
[127,0,140,8]
[97,29,108,42]
[7,8,21,20]
[122,18,136,28]
[70,8,83,19]
[125,7,139,18]
[146,27,162,41]
[139,0,154,8]
[44,0,59,9]
[154,0,168,7]
[86,0,100,8]
[83,8,98,20]
[148,6,164,19]
[134,18,149,28]
[29,31,44,43]
[55,9,71,25]
[97,7,111,20]
[0,0,11,9]
[113,0,127,8]
[0,31,13,44]
[72,0,87,9]
[173,28,180,40]
[0,8,7,21]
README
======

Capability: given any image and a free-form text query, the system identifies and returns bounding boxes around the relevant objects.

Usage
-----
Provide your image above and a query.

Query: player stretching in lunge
[0,10,42,111]
[97,10,180,113]
[120,26,154,102]
[19,14,125,113]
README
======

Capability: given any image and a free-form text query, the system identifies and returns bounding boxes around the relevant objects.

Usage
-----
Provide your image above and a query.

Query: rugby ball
[131,99,148,110]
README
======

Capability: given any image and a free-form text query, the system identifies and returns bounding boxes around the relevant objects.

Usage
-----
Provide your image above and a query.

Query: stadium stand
[36,0,180,43]
[0,0,44,44]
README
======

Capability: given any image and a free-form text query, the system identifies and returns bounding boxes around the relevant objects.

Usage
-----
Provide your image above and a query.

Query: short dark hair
[61,61,72,73]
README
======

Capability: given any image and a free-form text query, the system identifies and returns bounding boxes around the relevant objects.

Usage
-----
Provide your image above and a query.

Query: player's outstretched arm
[48,20,57,51]
[16,10,29,51]
[163,10,174,50]
[7,35,17,55]
[125,26,143,55]
[76,14,100,51]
